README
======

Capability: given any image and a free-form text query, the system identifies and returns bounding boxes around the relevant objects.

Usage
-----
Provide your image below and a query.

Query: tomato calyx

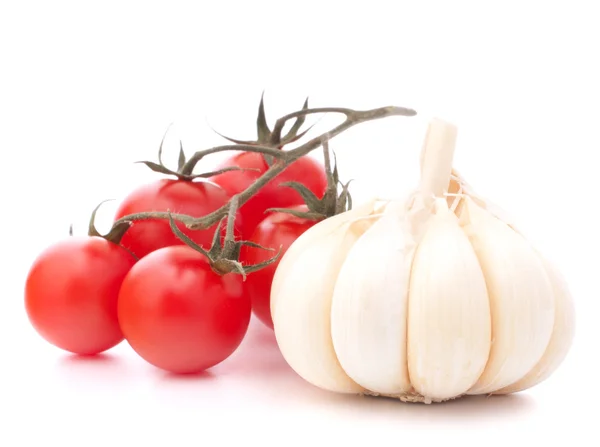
[167,195,281,279]
[136,129,257,182]
[86,200,133,246]
[266,140,353,221]
[211,93,314,165]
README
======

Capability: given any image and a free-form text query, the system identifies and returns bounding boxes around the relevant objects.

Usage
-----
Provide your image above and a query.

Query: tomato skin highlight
[117,246,251,374]
[114,179,238,259]
[211,152,326,239]
[242,207,318,329]
[25,237,136,355]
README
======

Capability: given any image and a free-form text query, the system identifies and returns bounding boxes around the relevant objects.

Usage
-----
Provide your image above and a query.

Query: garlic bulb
[271,118,575,403]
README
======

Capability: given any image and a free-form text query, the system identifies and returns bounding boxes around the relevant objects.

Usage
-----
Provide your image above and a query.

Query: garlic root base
[362,390,463,404]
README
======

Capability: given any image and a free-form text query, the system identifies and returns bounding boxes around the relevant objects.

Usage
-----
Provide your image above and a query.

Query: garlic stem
[418,118,458,203]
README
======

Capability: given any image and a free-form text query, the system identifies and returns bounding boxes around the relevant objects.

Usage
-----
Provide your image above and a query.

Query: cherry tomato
[211,153,326,239]
[241,206,318,329]
[25,237,136,355]
[117,246,251,374]
[114,179,239,259]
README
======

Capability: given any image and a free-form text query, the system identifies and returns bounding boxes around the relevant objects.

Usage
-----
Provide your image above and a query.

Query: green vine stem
[178,144,285,177]
[113,104,416,233]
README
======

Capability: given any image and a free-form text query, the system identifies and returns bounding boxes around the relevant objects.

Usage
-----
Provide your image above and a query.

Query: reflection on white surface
[3,303,590,446]
[32,317,541,419]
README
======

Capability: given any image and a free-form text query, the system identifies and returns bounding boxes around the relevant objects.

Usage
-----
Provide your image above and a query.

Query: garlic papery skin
[448,168,521,233]
[459,197,556,395]
[330,201,414,395]
[270,200,384,394]
[407,198,491,400]
[494,256,575,394]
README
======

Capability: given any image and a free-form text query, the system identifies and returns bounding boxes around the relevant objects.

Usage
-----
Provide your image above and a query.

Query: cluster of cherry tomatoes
[25,123,328,374]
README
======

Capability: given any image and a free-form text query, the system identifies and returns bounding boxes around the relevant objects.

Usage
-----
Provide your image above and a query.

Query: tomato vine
[110,100,417,275]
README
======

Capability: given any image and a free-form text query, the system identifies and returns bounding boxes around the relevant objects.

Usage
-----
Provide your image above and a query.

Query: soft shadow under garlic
[271,376,536,422]
[356,392,537,421]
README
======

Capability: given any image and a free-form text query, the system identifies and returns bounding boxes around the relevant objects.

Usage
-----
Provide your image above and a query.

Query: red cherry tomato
[117,246,251,374]
[25,237,136,355]
[242,206,318,329]
[211,153,326,239]
[114,179,239,259]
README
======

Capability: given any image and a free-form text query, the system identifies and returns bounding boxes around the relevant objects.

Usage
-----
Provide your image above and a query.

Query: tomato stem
[183,104,417,230]
[116,105,415,232]
[225,195,239,246]
[111,101,416,274]
[179,144,284,177]
[136,129,267,181]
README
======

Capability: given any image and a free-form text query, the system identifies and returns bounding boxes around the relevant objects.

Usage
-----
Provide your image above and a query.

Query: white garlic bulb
[270,118,575,403]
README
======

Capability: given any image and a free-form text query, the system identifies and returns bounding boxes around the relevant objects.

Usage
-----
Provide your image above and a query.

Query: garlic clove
[407,199,491,400]
[459,197,556,395]
[271,203,381,394]
[494,256,576,394]
[330,202,414,395]
[271,199,379,316]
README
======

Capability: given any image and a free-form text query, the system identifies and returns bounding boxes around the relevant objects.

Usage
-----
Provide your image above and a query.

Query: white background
[1,1,598,445]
